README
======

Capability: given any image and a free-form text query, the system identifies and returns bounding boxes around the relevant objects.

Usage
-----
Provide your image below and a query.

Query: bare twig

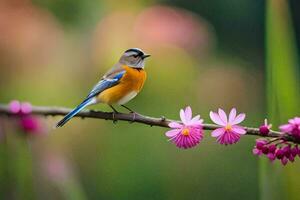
[0,104,295,142]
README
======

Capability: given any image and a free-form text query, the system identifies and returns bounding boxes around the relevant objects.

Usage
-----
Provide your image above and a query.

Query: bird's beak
[142,54,151,59]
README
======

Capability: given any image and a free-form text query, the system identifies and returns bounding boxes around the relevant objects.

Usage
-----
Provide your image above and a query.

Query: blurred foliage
[0,0,299,199]
[165,0,265,65]
[266,0,300,124]
[32,0,103,28]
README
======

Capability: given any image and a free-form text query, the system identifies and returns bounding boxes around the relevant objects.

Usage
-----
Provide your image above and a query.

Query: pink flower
[9,100,21,114]
[165,106,204,149]
[20,102,32,114]
[210,108,246,145]
[279,117,300,140]
[8,100,45,135]
[19,116,41,134]
[252,148,262,156]
[267,153,276,161]
[281,157,288,166]
[252,139,268,156]
[9,100,32,115]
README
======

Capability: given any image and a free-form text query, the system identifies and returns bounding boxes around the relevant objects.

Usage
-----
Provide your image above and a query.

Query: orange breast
[97,65,147,104]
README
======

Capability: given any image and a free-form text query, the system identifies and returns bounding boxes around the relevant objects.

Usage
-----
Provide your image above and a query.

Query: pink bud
[256,140,267,150]
[9,100,21,114]
[282,146,291,157]
[288,155,295,162]
[276,149,284,159]
[262,146,269,154]
[268,144,276,153]
[20,116,40,133]
[291,146,298,157]
[252,148,262,156]
[281,157,288,166]
[259,126,270,136]
[21,102,32,114]
[267,153,276,161]
[259,119,272,136]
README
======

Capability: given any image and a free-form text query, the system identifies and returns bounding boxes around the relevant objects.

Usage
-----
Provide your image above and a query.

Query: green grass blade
[261,0,300,200]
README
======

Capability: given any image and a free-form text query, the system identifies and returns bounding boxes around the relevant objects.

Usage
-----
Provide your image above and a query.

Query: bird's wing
[85,68,126,100]
[102,64,125,79]
[56,65,126,127]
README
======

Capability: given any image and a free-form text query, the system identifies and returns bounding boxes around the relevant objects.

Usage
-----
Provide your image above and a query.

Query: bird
[56,48,150,127]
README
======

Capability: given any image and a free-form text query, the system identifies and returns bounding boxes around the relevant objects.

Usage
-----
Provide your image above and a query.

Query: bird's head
[119,48,150,69]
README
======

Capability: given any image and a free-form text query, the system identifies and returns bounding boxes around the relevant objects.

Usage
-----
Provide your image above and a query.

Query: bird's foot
[109,105,120,124]
[121,105,138,123]
[121,105,135,113]
[112,111,119,124]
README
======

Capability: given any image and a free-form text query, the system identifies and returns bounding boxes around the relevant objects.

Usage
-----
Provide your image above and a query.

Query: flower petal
[211,128,225,137]
[279,124,293,133]
[281,157,288,165]
[231,113,246,125]
[232,125,246,134]
[210,111,226,126]
[184,106,192,121]
[288,118,296,124]
[191,115,200,122]
[253,148,262,156]
[9,100,21,114]
[294,117,300,124]
[228,108,236,124]
[180,109,187,124]
[165,129,180,137]
[170,127,203,149]
[189,115,203,126]
[21,102,32,114]
[218,108,228,124]
[216,131,240,145]
[191,120,203,126]
[169,122,183,129]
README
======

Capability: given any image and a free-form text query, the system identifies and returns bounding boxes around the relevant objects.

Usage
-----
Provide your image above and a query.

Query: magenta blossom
[9,100,44,135]
[210,108,246,145]
[253,137,300,166]
[279,117,300,140]
[9,100,32,115]
[252,139,268,156]
[19,116,41,134]
[259,119,272,136]
[9,100,21,114]
[165,106,204,149]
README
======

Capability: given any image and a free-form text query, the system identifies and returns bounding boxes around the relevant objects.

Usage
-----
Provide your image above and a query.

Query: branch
[0,104,295,142]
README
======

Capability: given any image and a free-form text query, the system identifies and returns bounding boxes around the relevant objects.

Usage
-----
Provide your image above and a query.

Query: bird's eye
[133,54,138,58]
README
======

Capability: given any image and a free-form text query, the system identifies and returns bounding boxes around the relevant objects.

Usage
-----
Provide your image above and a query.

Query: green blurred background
[0,0,299,199]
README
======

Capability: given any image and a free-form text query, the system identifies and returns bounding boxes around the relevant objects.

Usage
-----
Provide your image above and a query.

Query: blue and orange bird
[56,48,150,127]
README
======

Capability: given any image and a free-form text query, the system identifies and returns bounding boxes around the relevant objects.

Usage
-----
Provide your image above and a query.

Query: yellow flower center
[225,124,232,131]
[182,128,190,136]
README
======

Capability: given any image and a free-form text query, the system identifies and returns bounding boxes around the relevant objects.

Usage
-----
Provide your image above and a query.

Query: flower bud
[268,144,276,153]
[256,140,267,150]
[259,119,272,136]
[281,157,288,166]
[276,149,284,159]
[262,146,269,154]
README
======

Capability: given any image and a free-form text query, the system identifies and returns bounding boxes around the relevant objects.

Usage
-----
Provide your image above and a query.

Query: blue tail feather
[56,99,93,128]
